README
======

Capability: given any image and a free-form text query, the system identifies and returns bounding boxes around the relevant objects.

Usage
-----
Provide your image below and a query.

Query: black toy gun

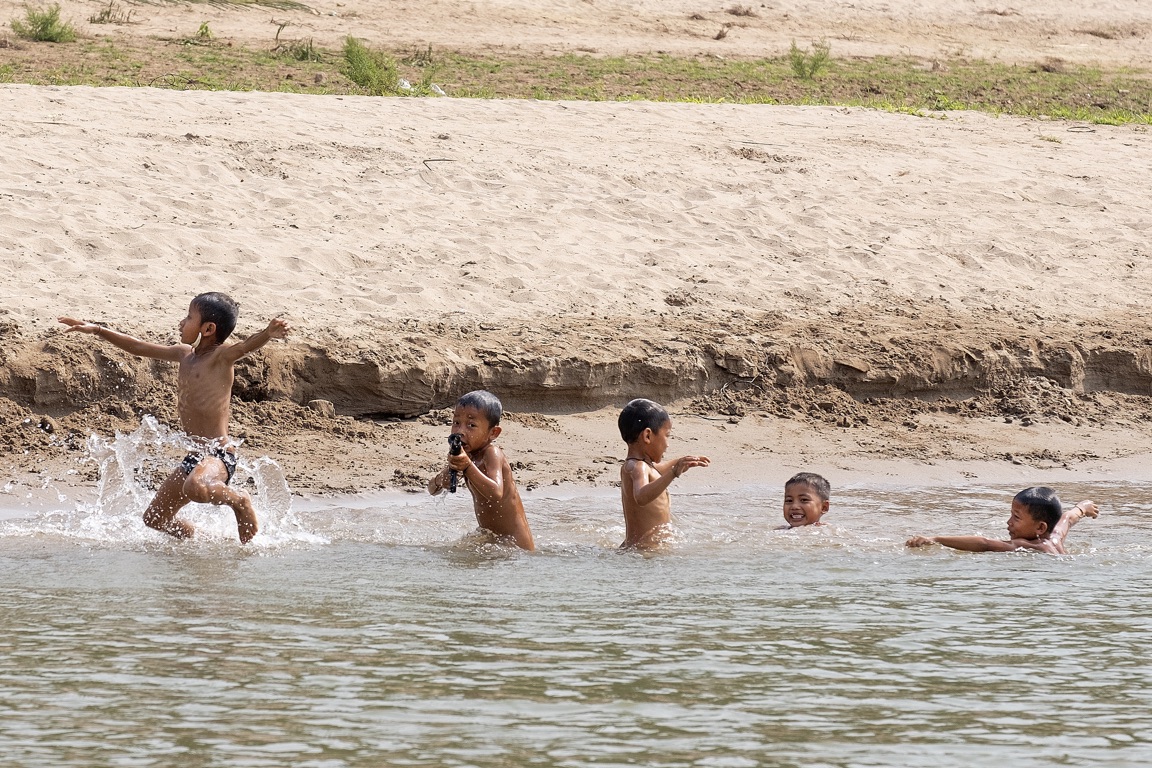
[447,433,465,493]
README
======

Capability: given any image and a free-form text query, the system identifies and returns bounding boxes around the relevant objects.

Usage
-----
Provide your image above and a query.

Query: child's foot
[232,493,259,544]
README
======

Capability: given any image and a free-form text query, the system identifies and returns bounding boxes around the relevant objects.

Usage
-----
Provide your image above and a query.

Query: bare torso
[176,345,235,441]
[468,445,533,550]
[620,458,671,549]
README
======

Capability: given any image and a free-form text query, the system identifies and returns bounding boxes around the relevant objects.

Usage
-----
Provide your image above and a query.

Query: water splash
[0,416,325,549]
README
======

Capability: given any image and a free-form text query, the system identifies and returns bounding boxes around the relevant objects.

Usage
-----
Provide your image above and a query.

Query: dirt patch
[4,304,1152,496]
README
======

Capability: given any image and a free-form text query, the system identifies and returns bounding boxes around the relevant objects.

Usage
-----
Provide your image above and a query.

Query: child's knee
[182,474,222,503]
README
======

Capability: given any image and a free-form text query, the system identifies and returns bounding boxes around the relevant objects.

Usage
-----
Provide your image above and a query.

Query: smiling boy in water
[780,472,831,528]
[59,292,289,544]
[618,398,710,550]
[427,390,535,551]
[906,486,1098,554]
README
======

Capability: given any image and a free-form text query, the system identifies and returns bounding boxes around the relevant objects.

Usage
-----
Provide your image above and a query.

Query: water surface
[1,426,1148,767]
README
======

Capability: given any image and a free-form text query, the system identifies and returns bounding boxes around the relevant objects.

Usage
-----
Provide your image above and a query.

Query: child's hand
[1073,501,1099,519]
[906,536,935,548]
[58,317,99,334]
[447,452,472,472]
[265,317,290,340]
[672,455,710,477]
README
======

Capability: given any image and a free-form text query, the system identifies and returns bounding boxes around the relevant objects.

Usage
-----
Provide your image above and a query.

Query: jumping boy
[59,292,289,544]
[781,472,830,528]
[618,398,710,550]
[906,486,1098,554]
[428,390,535,551]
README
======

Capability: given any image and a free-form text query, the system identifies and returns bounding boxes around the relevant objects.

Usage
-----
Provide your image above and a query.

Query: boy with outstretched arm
[618,398,710,550]
[59,292,289,544]
[428,390,535,551]
[906,486,1098,555]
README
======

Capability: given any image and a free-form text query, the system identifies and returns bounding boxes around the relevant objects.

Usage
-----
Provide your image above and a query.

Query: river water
[0,423,1149,767]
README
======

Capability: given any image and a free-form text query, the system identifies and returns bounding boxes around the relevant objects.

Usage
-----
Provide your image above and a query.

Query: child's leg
[181,458,258,544]
[144,469,196,539]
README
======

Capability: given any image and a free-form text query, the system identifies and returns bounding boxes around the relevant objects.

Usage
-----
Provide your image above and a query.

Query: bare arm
[1049,501,1099,549]
[906,535,1017,552]
[220,317,290,364]
[428,466,450,495]
[630,455,709,507]
[449,445,505,504]
[58,317,185,362]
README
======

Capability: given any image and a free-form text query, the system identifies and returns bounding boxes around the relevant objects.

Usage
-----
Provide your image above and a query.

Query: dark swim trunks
[179,449,237,485]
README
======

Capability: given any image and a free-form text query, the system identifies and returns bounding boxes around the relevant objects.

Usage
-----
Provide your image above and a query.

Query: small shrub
[714,25,729,40]
[285,37,318,61]
[726,5,755,16]
[788,39,831,80]
[89,1,132,25]
[401,43,434,67]
[342,36,400,95]
[10,5,76,43]
[196,22,213,41]
[1036,57,1067,74]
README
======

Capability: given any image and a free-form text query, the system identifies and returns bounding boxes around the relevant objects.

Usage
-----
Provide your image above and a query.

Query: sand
[5,0,1152,67]
[1,0,1151,505]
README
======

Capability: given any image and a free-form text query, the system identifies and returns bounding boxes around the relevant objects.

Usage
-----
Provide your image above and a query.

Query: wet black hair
[1014,486,1063,530]
[191,292,239,342]
[618,398,670,444]
[456,390,502,427]
[785,472,831,501]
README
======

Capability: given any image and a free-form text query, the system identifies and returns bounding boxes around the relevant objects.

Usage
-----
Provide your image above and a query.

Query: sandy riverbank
[1,0,1151,502]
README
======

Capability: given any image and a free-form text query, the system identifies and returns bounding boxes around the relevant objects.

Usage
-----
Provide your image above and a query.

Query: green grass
[342,36,400,95]
[0,36,1149,124]
[10,4,76,43]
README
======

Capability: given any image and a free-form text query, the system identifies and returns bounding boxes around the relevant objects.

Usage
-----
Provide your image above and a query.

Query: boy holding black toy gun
[427,390,535,551]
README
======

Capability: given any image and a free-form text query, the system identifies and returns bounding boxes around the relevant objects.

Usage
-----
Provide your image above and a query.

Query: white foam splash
[0,417,326,549]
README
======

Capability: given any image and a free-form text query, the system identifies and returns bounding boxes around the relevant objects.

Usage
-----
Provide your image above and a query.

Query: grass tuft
[11,4,76,43]
[342,36,399,95]
[788,39,831,80]
[89,1,133,25]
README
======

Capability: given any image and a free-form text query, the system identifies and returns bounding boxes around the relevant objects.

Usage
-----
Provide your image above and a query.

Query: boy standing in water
[59,292,289,544]
[906,486,1098,554]
[781,472,831,528]
[428,390,535,551]
[618,398,710,550]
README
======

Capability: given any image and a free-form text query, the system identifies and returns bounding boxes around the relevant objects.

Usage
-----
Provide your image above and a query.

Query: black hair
[618,398,670,444]
[785,472,831,501]
[191,292,240,342]
[457,390,502,427]
[1014,486,1063,530]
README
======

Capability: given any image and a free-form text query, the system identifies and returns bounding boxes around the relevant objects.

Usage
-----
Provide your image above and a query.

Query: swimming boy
[618,398,710,550]
[905,486,1098,554]
[59,292,289,544]
[427,390,535,551]
[782,472,830,528]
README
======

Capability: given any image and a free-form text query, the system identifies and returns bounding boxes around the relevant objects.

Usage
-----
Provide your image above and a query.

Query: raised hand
[58,316,100,334]
[265,317,290,340]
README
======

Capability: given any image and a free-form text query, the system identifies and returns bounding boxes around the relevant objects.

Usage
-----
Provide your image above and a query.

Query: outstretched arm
[906,535,1017,552]
[631,455,710,507]
[58,317,185,361]
[1049,501,1099,549]
[221,317,290,364]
